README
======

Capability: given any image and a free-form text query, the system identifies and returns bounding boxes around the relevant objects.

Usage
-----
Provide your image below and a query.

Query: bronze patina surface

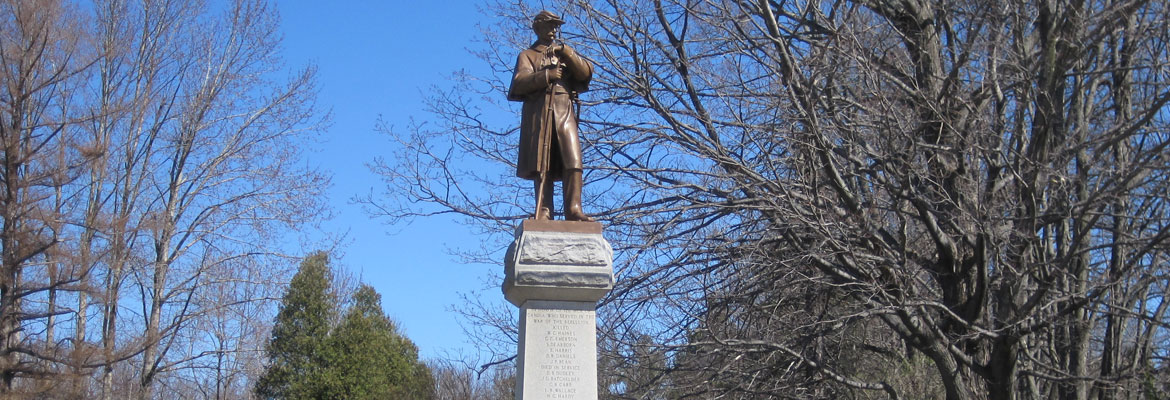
[520,219,603,234]
[508,10,594,222]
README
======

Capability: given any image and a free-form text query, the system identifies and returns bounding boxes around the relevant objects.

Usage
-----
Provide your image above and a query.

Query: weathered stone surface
[516,300,598,400]
[515,270,611,287]
[502,224,614,307]
[518,233,609,266]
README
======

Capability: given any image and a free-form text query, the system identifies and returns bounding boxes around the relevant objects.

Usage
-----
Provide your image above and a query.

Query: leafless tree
[370,0,1170,399]
[128,2,325,398]
[0,0,94,393]
[429,358,515,400]
[1,0,328,398]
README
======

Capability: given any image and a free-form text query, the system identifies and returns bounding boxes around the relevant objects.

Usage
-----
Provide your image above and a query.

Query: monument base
[503,220,613,400]
[502,220,613,307]
[516,300,598,400]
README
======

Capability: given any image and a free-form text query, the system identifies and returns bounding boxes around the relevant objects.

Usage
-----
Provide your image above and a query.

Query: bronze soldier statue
[508,10,594,222]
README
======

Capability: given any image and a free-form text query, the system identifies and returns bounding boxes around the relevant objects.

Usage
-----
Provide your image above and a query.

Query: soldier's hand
[547,65,563,82]
[554,44,576,58]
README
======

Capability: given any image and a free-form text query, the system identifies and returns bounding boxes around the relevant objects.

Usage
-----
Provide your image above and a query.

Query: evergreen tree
[255,252,334,399]
[319,284,435,399]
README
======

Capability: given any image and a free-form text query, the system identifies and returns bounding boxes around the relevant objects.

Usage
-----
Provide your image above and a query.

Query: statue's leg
[543,176,555,218]
[533,178,553,220]
[564,169,593,222]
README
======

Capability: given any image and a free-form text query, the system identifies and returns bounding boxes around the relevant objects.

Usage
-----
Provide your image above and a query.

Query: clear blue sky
[275,1,500,360]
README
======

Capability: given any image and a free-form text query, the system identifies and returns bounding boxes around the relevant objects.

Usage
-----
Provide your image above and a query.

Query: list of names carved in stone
[529,308,595,399]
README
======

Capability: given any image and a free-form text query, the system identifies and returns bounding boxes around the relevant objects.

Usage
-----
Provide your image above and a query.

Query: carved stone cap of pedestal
[503,220,614,307]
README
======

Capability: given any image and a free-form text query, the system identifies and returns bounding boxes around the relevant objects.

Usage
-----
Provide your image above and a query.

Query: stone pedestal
[503,220,613,400]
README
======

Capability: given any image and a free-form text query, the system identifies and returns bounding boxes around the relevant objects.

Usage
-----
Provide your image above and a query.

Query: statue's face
[533,22,560,43]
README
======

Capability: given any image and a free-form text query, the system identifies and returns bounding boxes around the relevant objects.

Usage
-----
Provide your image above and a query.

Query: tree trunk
[139,257,168,400]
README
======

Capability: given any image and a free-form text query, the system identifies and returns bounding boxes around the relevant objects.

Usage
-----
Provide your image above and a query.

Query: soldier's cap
[532,10,565,28]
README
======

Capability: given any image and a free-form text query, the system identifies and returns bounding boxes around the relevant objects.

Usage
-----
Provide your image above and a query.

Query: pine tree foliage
[255,252,334,399]
[256,255,434,399]
[320,284,435,399]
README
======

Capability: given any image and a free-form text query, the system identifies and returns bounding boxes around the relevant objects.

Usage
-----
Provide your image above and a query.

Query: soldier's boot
[533,178,554,220]
[563,169,594,222]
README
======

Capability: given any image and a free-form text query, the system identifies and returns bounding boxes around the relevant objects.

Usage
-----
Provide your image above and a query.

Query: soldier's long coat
[508,42,593,181]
